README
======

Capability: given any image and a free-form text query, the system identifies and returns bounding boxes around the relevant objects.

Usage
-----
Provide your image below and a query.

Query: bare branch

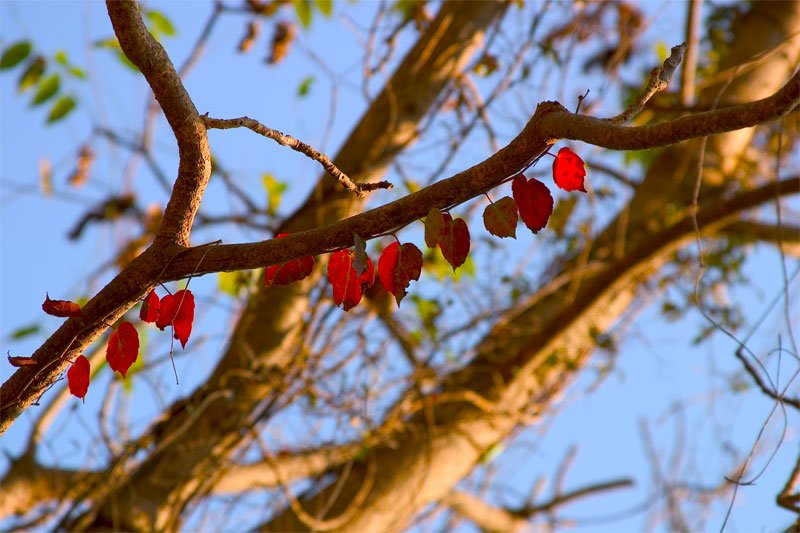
[106,0,211,244]
[606,42,687,125]
[540,71,799,150]
[203,115,393,197]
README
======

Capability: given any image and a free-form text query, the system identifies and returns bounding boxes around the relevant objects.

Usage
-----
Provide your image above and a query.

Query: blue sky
[1,1,798,531]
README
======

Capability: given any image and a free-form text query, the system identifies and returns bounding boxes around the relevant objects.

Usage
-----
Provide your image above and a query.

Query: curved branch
[159,71,799,281]
[203,116,393,197]
[540,71,799,150]
[106,0,211,244]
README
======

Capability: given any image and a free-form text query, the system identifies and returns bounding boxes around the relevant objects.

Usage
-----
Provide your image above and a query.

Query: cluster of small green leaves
[0,41,83,124]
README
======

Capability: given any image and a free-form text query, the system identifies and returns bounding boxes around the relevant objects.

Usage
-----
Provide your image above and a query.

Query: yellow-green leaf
[47,95,76,123]
[295,0,312,27]
[297,75,314,97]
[147,10,176,36]
[32,74,59,106]
[17,56,45,92]
[315,0,333,16]
[262,174,288,215]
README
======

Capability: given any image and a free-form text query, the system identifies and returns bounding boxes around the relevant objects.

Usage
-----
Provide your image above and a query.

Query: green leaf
[47,95,76,123]
[297,75,315,97]
[17,56,46,92]
[32,74,59,106]
[146,10,176,36]
[295,0,312,27]
[53,50,86,79]
[262,174,288,215]
[315,0,333,16]
[10,324,40,339]
[1,41,32,70]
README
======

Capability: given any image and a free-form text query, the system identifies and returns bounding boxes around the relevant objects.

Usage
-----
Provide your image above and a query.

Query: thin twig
[605,42,687,125]
[202,115,392,197]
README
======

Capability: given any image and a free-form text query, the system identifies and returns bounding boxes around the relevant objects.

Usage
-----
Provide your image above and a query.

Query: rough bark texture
[74,2,511,530]
[2,1,799,531]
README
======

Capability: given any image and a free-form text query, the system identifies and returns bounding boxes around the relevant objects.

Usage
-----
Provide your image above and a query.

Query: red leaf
[327,250,375,311]
[171,290,195,349]
[264,234,316,286]
[156,290,195,348]
[512,175,553,233]
[155,293,176,331]
[378,242,423,306]
[42,293,82,318]
[482,196,518,238]
[106,321,139,378]
[139,290,160,323]
[67,354,90,402]
[424,208,445,249]
[438,214,470,271]
[552,147,586,192]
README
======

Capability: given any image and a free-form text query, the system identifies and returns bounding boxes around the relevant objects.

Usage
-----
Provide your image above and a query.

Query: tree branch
[540,71,799,150]
[106,0,211,244]
[203,115,393,197]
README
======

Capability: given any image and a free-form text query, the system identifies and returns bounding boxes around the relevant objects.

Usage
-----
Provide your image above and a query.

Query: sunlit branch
[203,115,393,197]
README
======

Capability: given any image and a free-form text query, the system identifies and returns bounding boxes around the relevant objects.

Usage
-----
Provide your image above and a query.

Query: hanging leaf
[264,234,316,286]
[47,95,76,124]
[482,196,518,238]
[295,0,312,27]
[315,0,333,16]
[106,322,139,378]
[262,174,287,214]
[378,241,423,306]
[67,355,90,402]
[156,290,195,348]
[424,207,445,249]
[139,290,160,323]
[42,293,82,317]
[32,74,59,106]
[512,175,553,233]
[8,355,37,367]
[0,41,32,70]
[327,250,375,311]
[17,56,45,92]
[552,147,587,192]
[438,214,470,271]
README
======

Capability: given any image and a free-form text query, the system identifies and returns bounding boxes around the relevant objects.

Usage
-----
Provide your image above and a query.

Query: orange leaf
[42,293,82,318]
[482,196,518,238]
